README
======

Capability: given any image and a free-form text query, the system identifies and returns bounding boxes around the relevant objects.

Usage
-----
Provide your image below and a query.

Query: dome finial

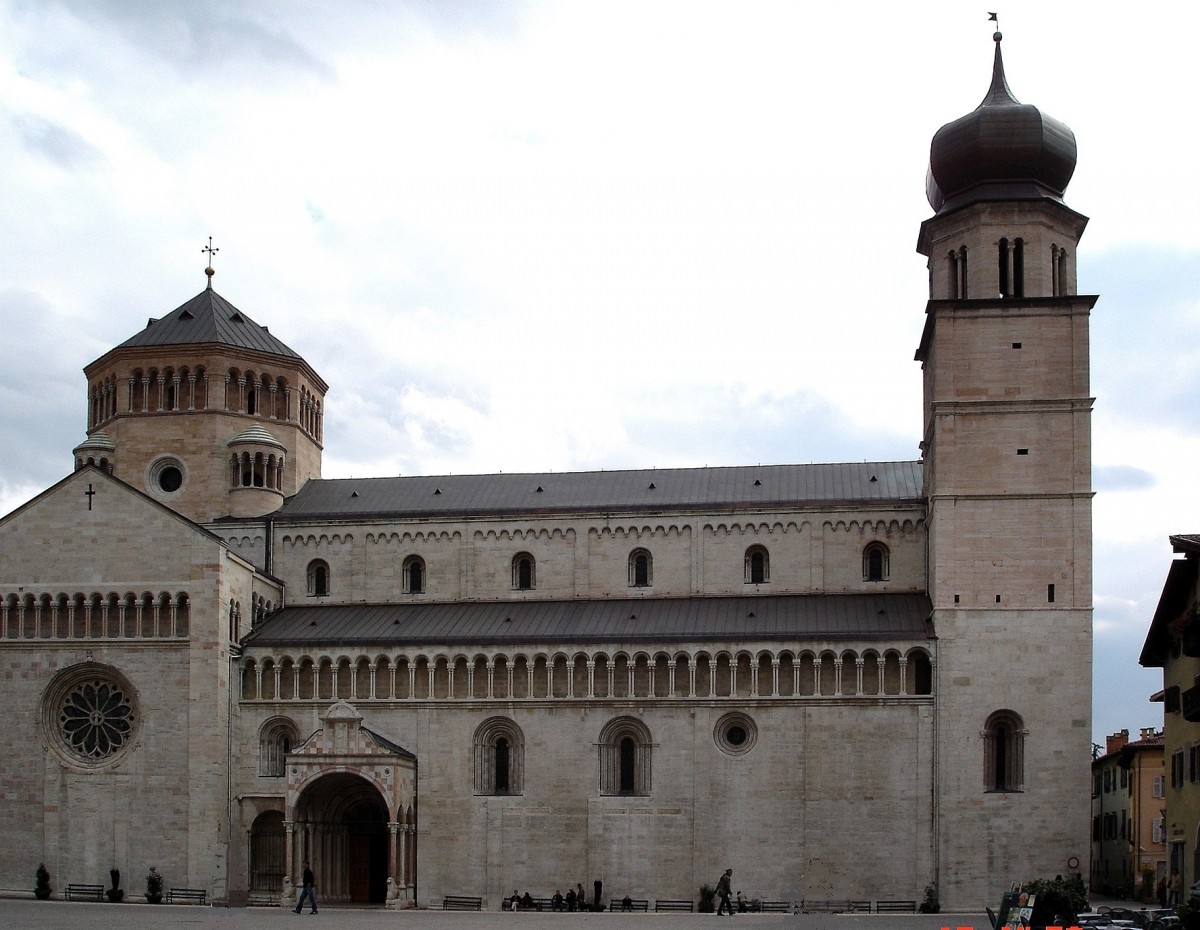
[982,12,1018,107]
[202,236,219,290]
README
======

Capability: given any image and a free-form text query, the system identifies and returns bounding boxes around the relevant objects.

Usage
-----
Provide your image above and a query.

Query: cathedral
[0,33,1094,910]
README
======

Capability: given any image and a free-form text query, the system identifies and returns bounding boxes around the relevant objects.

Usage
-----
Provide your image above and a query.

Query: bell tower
[75,260,328,524]
[916,31,1095,904]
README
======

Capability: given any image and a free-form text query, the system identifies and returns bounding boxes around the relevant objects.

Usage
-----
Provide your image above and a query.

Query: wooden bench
[64,883,105,901]
[849,900,872,913]
[876,900,917,913]
[444,895,483,910]
[166,887,207,905]
[758,901,791,913]
[803,900,849,913]
[612,898,649,911]
[655,899,694,912]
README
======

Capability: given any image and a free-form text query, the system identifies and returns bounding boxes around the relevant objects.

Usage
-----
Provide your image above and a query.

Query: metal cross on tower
[202,236,219,288]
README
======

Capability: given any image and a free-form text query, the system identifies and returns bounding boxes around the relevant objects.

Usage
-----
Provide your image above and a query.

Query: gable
[0,467,226,586]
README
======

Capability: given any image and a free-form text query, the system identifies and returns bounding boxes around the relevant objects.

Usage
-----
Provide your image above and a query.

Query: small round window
[148,457,185,495]
[714,712,758,756]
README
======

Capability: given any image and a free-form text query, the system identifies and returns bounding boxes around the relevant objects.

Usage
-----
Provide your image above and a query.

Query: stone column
[282,821,296,909]
[388,822,399,903]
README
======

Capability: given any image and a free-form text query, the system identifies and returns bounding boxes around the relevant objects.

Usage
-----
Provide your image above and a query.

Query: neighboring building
[1091,729,1166,897]
[1141,536,1200,887]
[0,33,1095,910]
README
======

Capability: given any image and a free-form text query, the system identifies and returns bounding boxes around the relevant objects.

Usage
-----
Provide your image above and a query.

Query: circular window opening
[148,457,186,496]
[714,712,757,756]
[158,466,183,492]
[41,663,139,770]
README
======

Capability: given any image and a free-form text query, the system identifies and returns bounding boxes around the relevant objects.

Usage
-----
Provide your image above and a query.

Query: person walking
[716,868,734,916]
[294,860,318,914]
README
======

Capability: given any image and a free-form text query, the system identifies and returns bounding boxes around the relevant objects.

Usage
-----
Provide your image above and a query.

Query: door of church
[349,835,370,902]
[346,812,389,903]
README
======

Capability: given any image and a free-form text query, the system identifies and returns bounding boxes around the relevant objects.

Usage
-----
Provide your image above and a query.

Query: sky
[1,0,1197,748]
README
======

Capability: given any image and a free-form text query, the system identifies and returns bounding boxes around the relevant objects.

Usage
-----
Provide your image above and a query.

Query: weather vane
[202,236,219,288]
[988,11,1001,41]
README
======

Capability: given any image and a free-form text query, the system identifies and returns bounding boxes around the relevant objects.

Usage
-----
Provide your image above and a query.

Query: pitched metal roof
[242,592,933,649]
[272,461,924,521]
[114,287,302,358]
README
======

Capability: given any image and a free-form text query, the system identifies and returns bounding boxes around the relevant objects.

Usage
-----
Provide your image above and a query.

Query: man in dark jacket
[294,861,317,914]
[716,869,733,916]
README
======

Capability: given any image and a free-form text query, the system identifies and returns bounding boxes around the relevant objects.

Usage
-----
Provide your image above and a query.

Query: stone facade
[0,38,1093,911]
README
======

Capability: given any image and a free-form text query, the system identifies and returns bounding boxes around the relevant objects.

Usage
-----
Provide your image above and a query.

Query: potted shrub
[145,867,163,904]
[106,867,124,903]
[919,882,940,913]
[698,884,716,913]
[34,863,52,900]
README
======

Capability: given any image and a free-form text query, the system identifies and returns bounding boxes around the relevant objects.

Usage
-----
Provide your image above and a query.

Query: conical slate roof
[116,287,301,358]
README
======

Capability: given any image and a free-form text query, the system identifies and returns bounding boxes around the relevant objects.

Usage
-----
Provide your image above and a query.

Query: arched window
[259,717,299,776]
[983,710,1026,792]
[307,560,330,597]
[474,716,524,795]
[249,811,286,893]
[599,716,652,796]
[403,556,425,595]
[907,649,933,695]
[744,546,769,585]
[512,553,535,591]
[863,542,890,581]
[628,549,652,587]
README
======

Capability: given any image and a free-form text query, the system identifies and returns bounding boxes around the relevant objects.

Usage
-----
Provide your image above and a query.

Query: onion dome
[926,31,1077,214]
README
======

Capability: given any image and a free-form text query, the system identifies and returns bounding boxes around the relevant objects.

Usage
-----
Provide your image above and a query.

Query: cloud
[1093,464,1156,493]
[53,0,335,79]
[9,114,105,170]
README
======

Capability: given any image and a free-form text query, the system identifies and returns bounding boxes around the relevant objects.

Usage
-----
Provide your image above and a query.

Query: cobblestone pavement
[0,899,996,930]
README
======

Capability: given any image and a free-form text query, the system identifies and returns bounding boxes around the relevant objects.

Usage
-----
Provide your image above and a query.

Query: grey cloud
[1086,244,1200,435]
[621,387,917,471]
[1093,464,1156,492]
[10,114,105,170]
[55,0,335,80]
[0,290,86,493]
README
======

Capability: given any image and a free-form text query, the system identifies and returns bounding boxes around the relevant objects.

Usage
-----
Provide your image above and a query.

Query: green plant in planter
[106,867,124,903]
[1020,875,1088,927]
[145,867,163,904]
[35,863,52,900]
[919,882,940,913]
[698,884,716,913]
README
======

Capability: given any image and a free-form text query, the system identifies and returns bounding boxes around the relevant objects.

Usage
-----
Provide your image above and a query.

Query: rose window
[58,679,135,760]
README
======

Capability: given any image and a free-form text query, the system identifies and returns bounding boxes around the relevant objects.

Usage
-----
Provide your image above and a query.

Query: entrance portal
[294,772,390,904]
